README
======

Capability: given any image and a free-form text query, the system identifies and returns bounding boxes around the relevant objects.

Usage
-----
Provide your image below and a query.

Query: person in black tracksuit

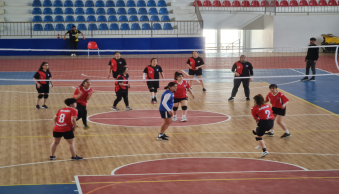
[63,25,85,56]
[301,37,319,81]
[228,55,253,101]
[112,67,132,111]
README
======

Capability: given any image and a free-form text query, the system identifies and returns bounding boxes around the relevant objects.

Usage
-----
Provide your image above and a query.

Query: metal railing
[0,20,203,37]
[206,39,242,54]
[194,0,204,29]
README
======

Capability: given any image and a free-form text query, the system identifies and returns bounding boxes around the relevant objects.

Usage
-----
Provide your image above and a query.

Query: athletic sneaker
[71,155,83,160]
[71,54,74,57]
[73,54,76,56]
[255,145,261,149]
[157,135,169,141]
[203,88,206,92]
[111,107,119,111]
[154,97,158,103]
[281,133,291,138]
[181,116,187,122]
[261,151,269,157]
[36,105,40,109]
[172,116,177,121]
[42,105,48,109]
[309,78,316,81]
[301,77,308,81]
[246,98,250,101]
[163,133,169,138]
[125,107,133,111]
[84,125,90,130]
[228,97,234,101]
[50,156,56,160]
[264,132,274,136]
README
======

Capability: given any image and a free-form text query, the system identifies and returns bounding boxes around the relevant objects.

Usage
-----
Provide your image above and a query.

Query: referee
[301,37,319,81]
[63,25,85,57]
[228,55,253,101]
[107,51,127,80]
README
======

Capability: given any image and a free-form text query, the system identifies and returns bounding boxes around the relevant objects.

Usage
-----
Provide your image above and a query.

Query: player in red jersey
[172,72,194,122]
[265,84,291,138]
[33,62,53,109]
[112,67,132,111]
[251,94,275,157]
[73,79,94,130]
[107,51,127,80]
[186,51,206,92]
[143,58,165,104]
[50,98,83,160]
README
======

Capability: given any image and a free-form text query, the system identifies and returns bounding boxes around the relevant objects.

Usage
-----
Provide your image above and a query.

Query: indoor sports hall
[0,0,339,193]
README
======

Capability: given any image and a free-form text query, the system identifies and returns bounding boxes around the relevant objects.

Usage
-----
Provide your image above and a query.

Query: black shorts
[189,68,202,76]
[36,84,49,94]
[53,130,74,139]
[147,81,159,89]
[113,71,119,79]
[256,120,274,136]
[174,97,188,103]
[160,110,172,119]
[272,107,286,116]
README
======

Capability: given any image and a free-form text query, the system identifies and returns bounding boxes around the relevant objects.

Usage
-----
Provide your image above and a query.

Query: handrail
[194,0,204,29]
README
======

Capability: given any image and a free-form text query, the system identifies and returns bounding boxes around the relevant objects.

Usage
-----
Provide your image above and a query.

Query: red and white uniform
[73,87,93,106]
[53,107,78,132]
[251,104,274,121]
[265,91,289,108]
[173,80,191,99]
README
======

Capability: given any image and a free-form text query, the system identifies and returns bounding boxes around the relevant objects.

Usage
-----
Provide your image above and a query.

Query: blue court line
[0,184,77,194]
[0,72,36,85]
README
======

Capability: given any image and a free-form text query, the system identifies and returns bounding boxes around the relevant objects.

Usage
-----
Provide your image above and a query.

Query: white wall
[273,14,339,47]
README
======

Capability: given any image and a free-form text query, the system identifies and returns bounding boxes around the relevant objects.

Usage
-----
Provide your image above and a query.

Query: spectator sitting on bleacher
[63,26,85,57]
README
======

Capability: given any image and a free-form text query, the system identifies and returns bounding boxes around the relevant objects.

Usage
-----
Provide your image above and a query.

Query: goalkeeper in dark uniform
[63,25,85,57]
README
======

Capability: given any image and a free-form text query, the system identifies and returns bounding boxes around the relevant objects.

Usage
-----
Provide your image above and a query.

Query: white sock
[151,95,154,99]
[182,115,186,118]
[270,130,274,133]
[158,133,163,137]
[285,130,289,134]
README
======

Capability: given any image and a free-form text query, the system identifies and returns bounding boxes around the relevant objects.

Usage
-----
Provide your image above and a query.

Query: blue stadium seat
[44,15,53,22]
[152,23,162,30]
[99,23,109,30]
[110,23,119,30]
[53,0,63,7]
[75,0,84,7]
[149,8,158,15]
[78,23,87,30]
[65,8,74,14]
[96,0,105,7]
[131,23,141,30]
[120,23,130,30]
[129,15,138,21]
[106,0,115,7]
[128,8,137,14]
[54,8,63,14]
[150,15,159,21]
[142,23,151,30]
[32,1,42,7]
[119,15,128,21]
[32,8,42,14]
[33,16,42,22]
[64,0,74,7]
[86,8,95,14]
[75,8,85,14]
[117,8,127,15]
[55,15,64,22]
[55,24,65,31]
[159,8,168,15]
[87,15,96,21]
[43,8,53,14]
[116,0,126,7]
[158,0,167,7]
[65,15,75,22]
[161,15,170,21]
[147,0,156,7]
[33,24,43,31]
[88,23,98,30]
[85,0,95,7]
[108,15,117,21]
[127,0,136,7]
[66,23,75,30]
[44,24,54,31]
[107,8,116,15]
[140,15,149,21]
[138,8,147,14]
[137,0,146,7]
[96,8,106,14]
[76,15,86,21]
[163,23,173,30]
[43,0,53,7]
[97,15,107,21]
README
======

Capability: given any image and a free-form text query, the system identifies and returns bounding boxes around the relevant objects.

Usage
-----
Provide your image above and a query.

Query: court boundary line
[110,157,308,175]
[74,176,83,194]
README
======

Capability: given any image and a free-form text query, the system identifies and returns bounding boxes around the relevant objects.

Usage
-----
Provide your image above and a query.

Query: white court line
[74,176,83,194]
[181,69,200,83]
[290,68,305,75]
[1,152,339,170]
[91,116,228,120]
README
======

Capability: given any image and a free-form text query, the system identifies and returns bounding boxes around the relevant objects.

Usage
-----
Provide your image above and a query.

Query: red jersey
[251,104,274,121]
[173,80,190,99]
[73,87,93,106]
[235,62,243,75]
[265,91,289,108]
[53,107,78,132]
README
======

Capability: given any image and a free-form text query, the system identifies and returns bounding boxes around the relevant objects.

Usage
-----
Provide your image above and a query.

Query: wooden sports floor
[1,79,339,190]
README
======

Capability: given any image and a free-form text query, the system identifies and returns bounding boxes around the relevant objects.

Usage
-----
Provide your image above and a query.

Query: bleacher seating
[108,15,118,21]
[159,8,168,15]
[53,1,63,7]
[328,0,338,6]
[44,15,53,22]
[147,0,157,7]
[142,23,151,30]
[289,0,299,6]
[66,23,75,30]
[75,0,85,7]
[66,15,75,21]
[64,0,74,7]
[116,1,126,7]
[129,15,139,21]
[251,0,260,7]
[232,0,241,6]
[140,15,150,21]
[97,15,107,21]
[131,23,141,30]
[299,0,308,5]
[128,8,138,14]
[43,8,53,14]
[99,23,109,30]
[149,8,158,14]
[127,0,137,7]
[107,8,117,14]
[120,23,130,30]
[86,8,95,14]
[110,23,119,30]
[96,1,105,7]
[119,15,128,21]
[106,0,116,7]
[150,15,159,21]
[43,0,53,7]
[118,8,127,14]
[44,23,54,31]
[163,23,173,30]
[65,8,74,14]
[33,16,42,22]
[32,8,42,14]
[75,8,85,14]
[85,0,95,7]
[193,0,203,6]
[222,0,231,7]
[242,0,250,6]
[96,8,106,14]
[309,0,318,6]
[137,0,147,7]
[76,15,86,21]
[88,23,98,30]
[55,15,64,21]
[318,0,328,5]
[138,8,148,14]
[78,23,87,30]
[55,24,65,31]
[152,23,162,30]
[280,0,289,6]
[87,15,96,21]
[158,0,167,7]
[34,24,43,31]
[161,15,170,21]
[203,0,212,6]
